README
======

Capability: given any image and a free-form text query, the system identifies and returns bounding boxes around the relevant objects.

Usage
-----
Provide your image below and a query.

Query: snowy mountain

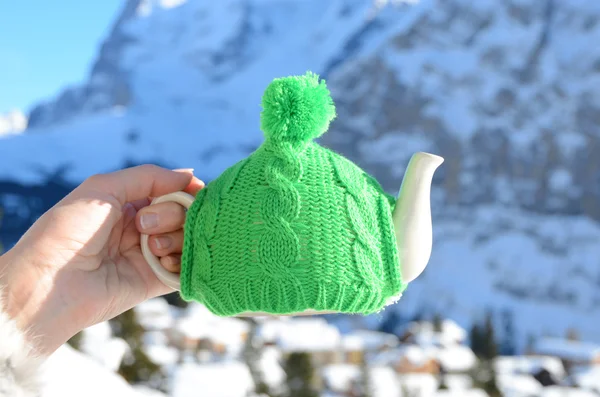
[0,110,27,136]
[2,0,600,349]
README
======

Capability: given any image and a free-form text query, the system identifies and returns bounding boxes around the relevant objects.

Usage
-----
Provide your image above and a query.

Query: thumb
[83,164,195,206]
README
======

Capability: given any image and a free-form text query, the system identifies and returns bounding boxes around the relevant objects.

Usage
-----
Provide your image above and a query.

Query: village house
[372,345,441,374]
[371,319,475,376]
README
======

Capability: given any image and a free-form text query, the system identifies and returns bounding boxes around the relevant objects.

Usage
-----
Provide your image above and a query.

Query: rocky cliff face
[2,0,600,348]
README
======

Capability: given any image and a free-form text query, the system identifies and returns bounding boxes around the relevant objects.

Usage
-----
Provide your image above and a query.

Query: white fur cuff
[0,298,43,397]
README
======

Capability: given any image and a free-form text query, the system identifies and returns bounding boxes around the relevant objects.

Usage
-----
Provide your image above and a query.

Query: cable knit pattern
[259,142,302,278]
[179,72,405,316]
[331,152,385,292]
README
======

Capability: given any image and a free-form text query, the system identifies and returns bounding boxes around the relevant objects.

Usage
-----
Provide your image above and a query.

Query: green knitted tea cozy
[180,71,406,316]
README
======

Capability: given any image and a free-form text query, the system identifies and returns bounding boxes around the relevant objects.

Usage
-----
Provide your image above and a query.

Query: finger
[85,165,194,206]
[148,230,184,257]
[183,176,205,196]
[174,169,204,196]
[160,254,181,273]
[136,202,186,234]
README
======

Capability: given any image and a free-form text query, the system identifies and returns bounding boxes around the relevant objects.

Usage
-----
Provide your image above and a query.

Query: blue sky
[0,1,123,114]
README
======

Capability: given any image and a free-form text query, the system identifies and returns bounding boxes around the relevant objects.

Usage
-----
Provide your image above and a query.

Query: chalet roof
[399,319,467,347]
[258,318,341,352]
[341,330,400,351]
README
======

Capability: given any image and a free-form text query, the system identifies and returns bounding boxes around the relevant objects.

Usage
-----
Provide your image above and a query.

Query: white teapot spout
[392,152,444,283]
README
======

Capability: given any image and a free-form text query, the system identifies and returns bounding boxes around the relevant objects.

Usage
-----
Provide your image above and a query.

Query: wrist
[0,246,77,356]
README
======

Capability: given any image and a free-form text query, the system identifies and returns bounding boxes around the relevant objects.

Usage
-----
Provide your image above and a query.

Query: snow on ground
[569,365,600,393]
[40,344,149,397]
[496,373,542,397]
[495,355,566,380]
[434,390,488,397]
[80,321,129,372]
[169,361,253,397]
[539,387,598,397]
[443,374,472,390]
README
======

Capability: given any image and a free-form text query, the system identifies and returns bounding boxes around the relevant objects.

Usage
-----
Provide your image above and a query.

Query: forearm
[0,245,76,356]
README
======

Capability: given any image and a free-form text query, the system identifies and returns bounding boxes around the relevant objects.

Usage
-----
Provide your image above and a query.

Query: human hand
[0,165,204,355]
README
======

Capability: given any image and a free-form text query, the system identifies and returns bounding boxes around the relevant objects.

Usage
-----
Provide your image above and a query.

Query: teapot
[141,72,443,317]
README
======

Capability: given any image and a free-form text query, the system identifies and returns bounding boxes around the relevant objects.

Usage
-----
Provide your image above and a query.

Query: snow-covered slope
[2,0,600,349]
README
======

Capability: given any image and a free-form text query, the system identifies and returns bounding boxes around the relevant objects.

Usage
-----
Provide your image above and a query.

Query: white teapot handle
[140,191,195,291]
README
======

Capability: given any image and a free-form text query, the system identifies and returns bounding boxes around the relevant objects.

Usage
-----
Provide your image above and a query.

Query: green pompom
[260,71,337,144]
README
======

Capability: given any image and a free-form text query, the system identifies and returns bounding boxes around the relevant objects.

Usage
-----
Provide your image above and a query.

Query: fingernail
[155,236,172,250]
[174,168,194,173]
[140,213,159,230]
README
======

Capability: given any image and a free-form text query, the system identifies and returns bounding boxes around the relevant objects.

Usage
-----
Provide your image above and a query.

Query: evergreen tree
[469,322,483,358]
[500,309,516,355]
[284,352,318,397]
[112,309,163,386]
[482,311,498,360]
[242,319,273,396]
[432,313,443,333]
